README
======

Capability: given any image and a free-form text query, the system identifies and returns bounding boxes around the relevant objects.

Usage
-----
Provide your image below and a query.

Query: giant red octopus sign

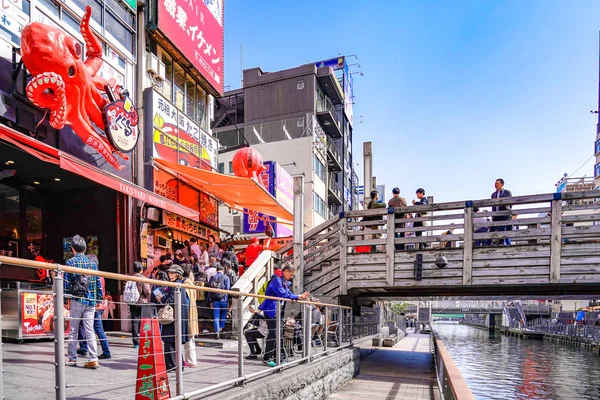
[20,6,138,170]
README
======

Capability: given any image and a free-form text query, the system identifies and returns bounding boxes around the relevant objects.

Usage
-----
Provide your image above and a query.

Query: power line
[568,155,595,178]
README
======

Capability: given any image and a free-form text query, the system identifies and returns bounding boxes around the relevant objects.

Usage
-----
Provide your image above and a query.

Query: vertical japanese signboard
[157,0,224,94]
[243,161,275,234]
[135,318,170,400]
[150,89,218,171]
[274,163,293,237]
[243,162,293,238]
[343,61,354,127]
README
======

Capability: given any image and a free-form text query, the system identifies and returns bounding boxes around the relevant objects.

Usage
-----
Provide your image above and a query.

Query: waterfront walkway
[329,330,439,400]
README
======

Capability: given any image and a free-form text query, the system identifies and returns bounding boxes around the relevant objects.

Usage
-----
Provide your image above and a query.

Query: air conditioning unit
[157,60,166,81]
[147,53,159,75]
[147,207,160,222]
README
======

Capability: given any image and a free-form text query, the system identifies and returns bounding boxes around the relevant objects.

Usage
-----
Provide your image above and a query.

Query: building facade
[0,0,224,291]
[214,58,358,234]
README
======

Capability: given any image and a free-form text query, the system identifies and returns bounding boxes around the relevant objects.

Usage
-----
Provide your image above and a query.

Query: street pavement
[3,334,271,399]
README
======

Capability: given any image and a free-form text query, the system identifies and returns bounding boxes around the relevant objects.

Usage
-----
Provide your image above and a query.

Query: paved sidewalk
[328,329,440,400]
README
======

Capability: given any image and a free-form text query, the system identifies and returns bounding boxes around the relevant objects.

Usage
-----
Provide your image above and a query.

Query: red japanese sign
[158,0,224,94]
[135,318,170,400]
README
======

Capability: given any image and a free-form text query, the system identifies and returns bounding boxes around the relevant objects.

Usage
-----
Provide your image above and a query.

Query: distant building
[213,58,358,233]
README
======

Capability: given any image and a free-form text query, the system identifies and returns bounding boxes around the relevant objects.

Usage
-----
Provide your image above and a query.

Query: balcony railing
[328,175,342,203]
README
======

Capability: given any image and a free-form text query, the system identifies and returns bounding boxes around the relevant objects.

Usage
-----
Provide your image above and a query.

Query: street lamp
[351,72,364,76]
[348,63,361,68]
[346,54,358,60]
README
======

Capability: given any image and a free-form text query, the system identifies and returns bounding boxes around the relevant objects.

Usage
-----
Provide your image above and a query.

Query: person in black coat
[155,265,190,371]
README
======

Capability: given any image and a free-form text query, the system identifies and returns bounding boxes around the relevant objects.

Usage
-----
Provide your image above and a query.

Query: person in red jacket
[243,237,271,275]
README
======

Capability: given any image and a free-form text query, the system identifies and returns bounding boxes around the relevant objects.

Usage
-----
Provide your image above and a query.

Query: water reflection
[434,322,600,400]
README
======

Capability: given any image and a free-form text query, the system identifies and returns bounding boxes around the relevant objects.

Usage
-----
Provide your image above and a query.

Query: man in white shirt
[190,237,201,259]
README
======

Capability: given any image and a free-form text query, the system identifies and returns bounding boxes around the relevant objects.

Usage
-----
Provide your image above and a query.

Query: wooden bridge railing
[283,190,600,297]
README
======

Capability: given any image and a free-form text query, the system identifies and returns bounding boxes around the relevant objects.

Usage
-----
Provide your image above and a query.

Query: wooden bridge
[275,190,600,305]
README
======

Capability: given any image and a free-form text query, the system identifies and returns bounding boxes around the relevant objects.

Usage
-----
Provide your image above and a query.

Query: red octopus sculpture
[20,6,129,170]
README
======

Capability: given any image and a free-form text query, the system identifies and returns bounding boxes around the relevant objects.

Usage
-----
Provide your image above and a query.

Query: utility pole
[596,31,600,190]
[363,142,373,208]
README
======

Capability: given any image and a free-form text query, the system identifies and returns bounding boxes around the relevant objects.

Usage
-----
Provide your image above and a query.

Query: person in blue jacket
[259,264,309,365]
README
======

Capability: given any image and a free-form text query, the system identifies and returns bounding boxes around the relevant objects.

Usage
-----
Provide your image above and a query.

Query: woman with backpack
[154,265,189,371]
[208,264,231,340]
[125,261,152,349]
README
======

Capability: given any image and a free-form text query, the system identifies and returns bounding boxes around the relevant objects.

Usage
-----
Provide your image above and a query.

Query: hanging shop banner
[243,161,275,234]
[140,222,149,259]
[163,210,219,240]
[21,292,70,336]
[150,89,218,171]
[157,0,224,94]
[315,56,345,70]
[274,163,293,238]
[135,318,170,400]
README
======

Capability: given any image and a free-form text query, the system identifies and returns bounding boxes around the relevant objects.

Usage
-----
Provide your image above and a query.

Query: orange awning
[154,158,294,224]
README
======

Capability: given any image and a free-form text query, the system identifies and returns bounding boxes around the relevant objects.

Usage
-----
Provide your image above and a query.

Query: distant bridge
[404,304,552,315]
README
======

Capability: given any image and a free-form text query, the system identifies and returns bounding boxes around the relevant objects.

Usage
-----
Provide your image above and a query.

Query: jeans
[492,217,512,245]
[212,300,228,333]
[130,305,141,346]
[475,227,489,247]
[79,310,110,355]
[68,301,97,361]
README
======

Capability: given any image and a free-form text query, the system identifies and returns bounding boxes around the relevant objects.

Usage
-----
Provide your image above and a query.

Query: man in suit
[412,188,429,249]
[388,187,407,250]
[491,178,513,245]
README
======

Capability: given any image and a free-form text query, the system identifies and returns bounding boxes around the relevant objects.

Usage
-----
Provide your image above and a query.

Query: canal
[434,322,600,400]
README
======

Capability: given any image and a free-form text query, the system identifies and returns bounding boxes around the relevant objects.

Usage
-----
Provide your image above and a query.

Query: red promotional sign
[158,0,224,94]
[21,292,70,336]
[135,318,171,400]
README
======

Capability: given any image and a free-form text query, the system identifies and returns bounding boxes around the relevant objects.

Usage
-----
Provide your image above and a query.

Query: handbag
[157,304,174,325]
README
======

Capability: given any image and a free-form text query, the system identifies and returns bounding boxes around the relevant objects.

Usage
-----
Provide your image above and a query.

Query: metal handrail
[0,256,350,309]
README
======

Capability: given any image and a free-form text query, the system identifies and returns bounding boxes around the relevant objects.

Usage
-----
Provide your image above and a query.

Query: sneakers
[245,354,258,360]
[76,349,88,357]
[66,359,77,367]
[133,344,139,349]
[83,361,99,369]
[98,353,111,360]
[202,329,209,334]
[183,362,197,368]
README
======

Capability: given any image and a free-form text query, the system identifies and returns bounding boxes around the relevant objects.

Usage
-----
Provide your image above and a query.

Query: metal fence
[0,255,354,400]
[528,319,600,341]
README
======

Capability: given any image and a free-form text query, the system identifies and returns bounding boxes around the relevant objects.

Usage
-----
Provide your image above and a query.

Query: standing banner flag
[135,318,170,399]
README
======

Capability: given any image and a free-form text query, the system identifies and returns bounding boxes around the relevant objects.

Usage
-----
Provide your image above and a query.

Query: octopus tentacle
[81,5,104,77]
[26,72,67,129]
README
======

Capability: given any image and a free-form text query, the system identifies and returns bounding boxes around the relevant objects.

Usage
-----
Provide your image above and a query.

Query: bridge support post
[550,197,563,283]
[293,175,305,294]
[339,216,348,295]
[463,203,473,285]
[386,208,395,286]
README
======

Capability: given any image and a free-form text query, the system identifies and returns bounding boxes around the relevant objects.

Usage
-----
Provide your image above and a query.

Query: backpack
[209,274,226,301]
[70,274,90,298]
[257,278,272,305]
[123,280,140,304]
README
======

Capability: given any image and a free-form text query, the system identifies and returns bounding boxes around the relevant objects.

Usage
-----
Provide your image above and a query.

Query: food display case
[1,282,68,342]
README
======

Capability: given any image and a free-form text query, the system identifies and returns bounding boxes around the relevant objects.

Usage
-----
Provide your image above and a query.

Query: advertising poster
[63,236,98,263]
[243,162,275,234]
[158,0,224,94]
[200,192,219,227]
[274,163,293,238]
[21,292,69,336]
[153,168,178,203]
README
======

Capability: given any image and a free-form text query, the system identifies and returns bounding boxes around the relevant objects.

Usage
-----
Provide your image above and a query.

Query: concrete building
[213,59,358,234]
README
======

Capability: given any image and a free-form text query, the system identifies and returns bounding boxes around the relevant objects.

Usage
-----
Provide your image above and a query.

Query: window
[313,155,325,182]
[297,118,304,128]
[185,76,196,120]
[297,79,304,90]
[228,161,233,174]
[197,85,208,130]
[218,162,225,174]
[313,192,326,218]
[162,52,173,99]
[173,63,186,112]
[0,185,20,240]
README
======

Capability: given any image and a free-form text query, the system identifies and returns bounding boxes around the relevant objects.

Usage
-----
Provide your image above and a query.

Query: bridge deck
[329,331,439,400]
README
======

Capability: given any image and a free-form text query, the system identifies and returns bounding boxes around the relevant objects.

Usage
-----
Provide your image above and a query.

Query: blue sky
[222,0,600,203]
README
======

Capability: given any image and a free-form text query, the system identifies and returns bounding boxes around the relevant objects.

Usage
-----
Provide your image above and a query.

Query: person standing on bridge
[388,187,407,250]
[491,178,513,246]
[412,188,429,249]
[365,190,387,252]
